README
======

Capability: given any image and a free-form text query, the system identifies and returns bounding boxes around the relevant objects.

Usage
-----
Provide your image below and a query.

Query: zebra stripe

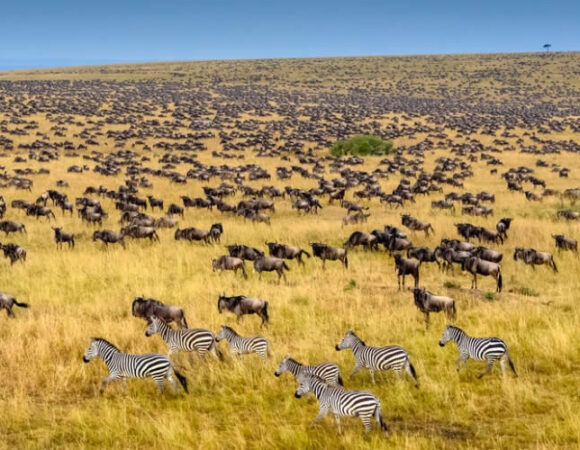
[216,325,269,360]
[145,317,221,359]
[82,337,188,393]
[439,325,517,378]
[336,330,418,386]
[294,374,388,437]
[274,355,343,386]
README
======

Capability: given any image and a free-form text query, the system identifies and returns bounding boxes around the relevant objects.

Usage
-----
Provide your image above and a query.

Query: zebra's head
[83,338,100,363]
[335,330,361,351]
[145,316,161,337]
[274,355,290,377]
[216,325,232,342]
[294,374,313,398]
[439,325,457,347]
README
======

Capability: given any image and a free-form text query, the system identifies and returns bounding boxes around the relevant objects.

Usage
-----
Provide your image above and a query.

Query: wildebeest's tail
[497,271,503,292]
[262,301,269,322]
[374,403,389,437]
[172,366,189,393]
[241,262,248,279]
[344,253,349,269]
[282,261,290,271]
[551,257,558,273]
[14,300,29,308]
[300,250,311,259]
[451,301,457,320]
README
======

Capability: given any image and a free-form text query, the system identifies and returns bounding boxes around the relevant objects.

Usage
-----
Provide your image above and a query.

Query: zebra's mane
[91,337,120,352]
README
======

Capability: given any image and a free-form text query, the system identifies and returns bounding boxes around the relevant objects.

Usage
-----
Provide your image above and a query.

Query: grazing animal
[82,338,188,394]
[344,231,379,251]
[393,254,420,289]
[253,256,290,283]
[557,210,580,221]
[52,227,75,249]
[496,218,513,240]
[513,248,558,272]
[472,246,503,263]
[0,292,29,317]
[93,230,126,248]
[145,317,222,360]
[167,203,184,217]
[461,257,502,292]
[293,374,388,437]
[121,225,159,241]
[0,243,26,265]
[412,288,456,327]
[132,297,189,328]
[336,330,418,387]
[215,325,269,360]
[439,325,517,378]
[310,242,348,268]
[175,223,223,244]
[401,214,434,237]
[552,234,578,253]
[217,294,269,327]
[227,244,264,261]
[212,255,248,278]
[265,242,311,265]
[407,246,441,268]
[0,220,26,235]
[274,355,343,387]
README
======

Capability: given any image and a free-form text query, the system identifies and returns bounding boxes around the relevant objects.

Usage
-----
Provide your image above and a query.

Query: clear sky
[1,0,578,70]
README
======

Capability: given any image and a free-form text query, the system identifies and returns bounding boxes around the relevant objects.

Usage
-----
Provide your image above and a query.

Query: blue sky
[1,0,578,70]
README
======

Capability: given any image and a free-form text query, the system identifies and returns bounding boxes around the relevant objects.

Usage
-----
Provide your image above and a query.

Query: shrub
[330,135,393,157]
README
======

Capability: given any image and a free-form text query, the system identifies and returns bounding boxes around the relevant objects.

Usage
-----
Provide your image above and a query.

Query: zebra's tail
[507,354,518,377]
[14,300,29,308]
[551,257,558,273]
[213,342,224,361]
[172,366,189,393]
[337,372,344,386]
[408,358,419,388]
[374,403,389,437]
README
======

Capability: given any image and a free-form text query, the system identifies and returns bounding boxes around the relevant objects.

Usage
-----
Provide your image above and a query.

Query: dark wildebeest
[52,227,75,249]
[394,254,420,289]
[342,212,371,227]
[121,225,159,241]
[132,296,188,328]
[217,294,269,327]
[0,292,29,317]
[0,220,26,235]
[27,205,56,221]
[455,223,482,241]
[552,234,578,253]
[227,244,264,261]
[472,246,503,263]
[93,230,126,248]
[513,248,558,272]
[407,247,441,268]
[310,242,348,268]
[154,216,178,229]
[147,195,164,211]
[0,243,26,265]
[412,288,456,327]
[461,257,502,292]
[384,233,413,256]
[478,227,504,245]
[212,255,247,278]
[496,218,513,240]
[175,224,223,244]
[557,210,580,221]
[435,247,472,272]
[167,203,184,217]
[265,242,311,265]
[401,214,434,237]
[254,257,290,283]
[344,231,379,251]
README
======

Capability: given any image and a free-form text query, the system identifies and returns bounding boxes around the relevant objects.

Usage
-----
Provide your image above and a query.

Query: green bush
[330,135,393,156]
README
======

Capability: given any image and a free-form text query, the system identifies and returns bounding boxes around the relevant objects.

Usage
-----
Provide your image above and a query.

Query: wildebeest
[26,205,56,221]
[132,296,189,328]
[342,211,371,226]
[226,244,264,261]
[472,246,503,263]
[217,294,269,326]
[121,225,159,241]
[212,255,247,278]
[175,224,223,244]
[147,195,164,211]
[401,214,434,237]
[167,203,184,217]
[0,220,26,235]
[435,246,472,272]
[0,292,29,317]
[265,242,310,265]
[310,242,348,268]
[513,248,558,272]
[394,254,420,289]
[557,210,580,221]
[412,288,456,327]
[93,230,126,248]
[52,226,75,249]
[0,243,26,265]
[552,234,578,253]
[461,257,502,292]
[407,247,441,268]
[344,231,379,251]
[253,257,290,283]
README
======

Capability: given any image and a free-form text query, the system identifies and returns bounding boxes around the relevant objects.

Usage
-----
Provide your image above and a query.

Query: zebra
[274,355,343,387]
[145,316,222,360]
[294,374,388,437]
[82,337,188,394]
[439,325,517,378]
[336,330,418,387]
[215,325,269,360]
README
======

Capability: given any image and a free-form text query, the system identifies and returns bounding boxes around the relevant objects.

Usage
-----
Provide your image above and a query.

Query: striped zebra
[274,355,343,386]
[145,316,222,360]
[439,325,517,378]
[294,374,388,437]
[215,325,269,360]
[82,337,188,394]
[336,330,418,387]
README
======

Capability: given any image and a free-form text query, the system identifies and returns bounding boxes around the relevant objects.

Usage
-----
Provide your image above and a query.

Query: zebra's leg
[500,355,507,376]
[154,377,166,393]
[334,414,342,435]
[455,355,468,372]
[350,364,362,378]
[166,373,179,392]
[310,404,329,427]
[478,360,494,379]
[360,414,372,434]
[369,369,376,384]
[100,374,120,393]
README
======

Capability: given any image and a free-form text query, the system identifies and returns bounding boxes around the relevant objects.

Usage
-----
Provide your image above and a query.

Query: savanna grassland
[0,53,579,449]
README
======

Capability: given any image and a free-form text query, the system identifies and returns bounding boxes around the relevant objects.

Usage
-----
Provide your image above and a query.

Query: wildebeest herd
[0,53,579,444]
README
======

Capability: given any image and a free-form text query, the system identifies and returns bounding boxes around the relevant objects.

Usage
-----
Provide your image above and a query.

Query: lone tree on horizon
[543,43,552,52]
